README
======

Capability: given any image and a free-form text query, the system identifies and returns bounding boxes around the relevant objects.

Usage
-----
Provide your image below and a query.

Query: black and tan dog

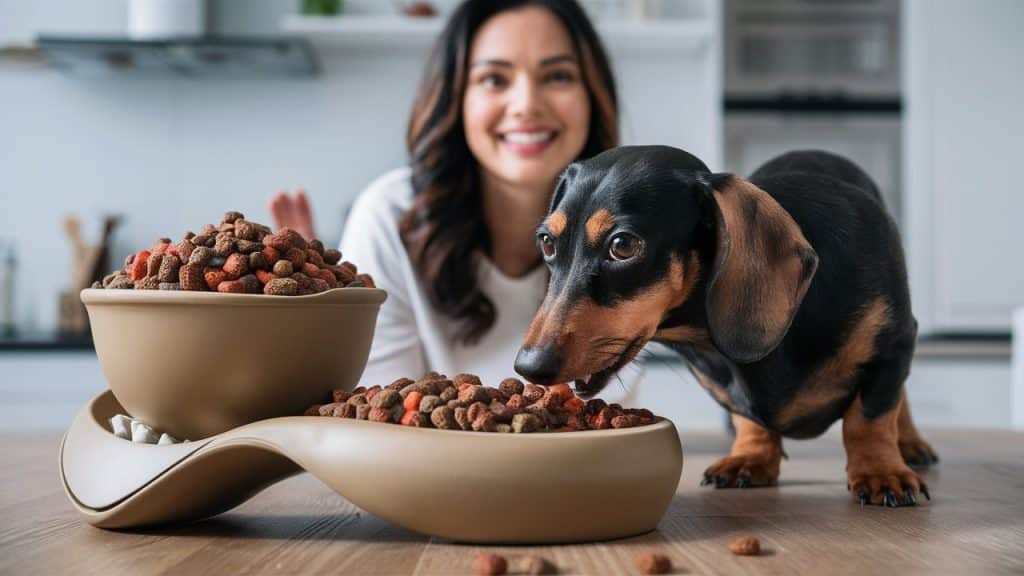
[514,145,938,507]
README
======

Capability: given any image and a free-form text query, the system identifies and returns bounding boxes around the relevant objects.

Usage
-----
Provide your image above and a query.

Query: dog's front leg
[844,391,929,506]
[701,414,782,488]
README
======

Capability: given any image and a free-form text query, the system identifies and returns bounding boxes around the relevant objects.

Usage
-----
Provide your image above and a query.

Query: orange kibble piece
[563,396,585,416]
[400,410,417,426]
[548,383,573,403]
[204,267,227,290]
[129,250,150,281]
[729,536,761,556]
[217,280,245,293]
[635,552,671,574]
[473,553,508,576]
[261,245,281,265]
[404,390,423,412]
[314,268,338,288]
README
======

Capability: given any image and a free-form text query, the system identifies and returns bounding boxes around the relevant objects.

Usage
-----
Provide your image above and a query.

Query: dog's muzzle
[514,345,563,385]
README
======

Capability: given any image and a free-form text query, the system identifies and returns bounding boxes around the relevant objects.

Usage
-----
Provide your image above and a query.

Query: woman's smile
[497,127,559,156]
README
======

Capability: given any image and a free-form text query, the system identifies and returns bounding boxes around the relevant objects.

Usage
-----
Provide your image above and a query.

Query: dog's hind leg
[843,388,929,507]
[701,414,782,488]
[896,387,939,467]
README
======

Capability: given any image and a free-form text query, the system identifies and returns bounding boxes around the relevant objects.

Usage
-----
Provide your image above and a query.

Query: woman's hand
[268,188,316,241]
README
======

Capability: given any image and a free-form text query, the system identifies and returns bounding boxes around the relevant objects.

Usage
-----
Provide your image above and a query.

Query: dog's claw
[883,489,899,508]
[921,484,931,501]
[714,476,728,488]
[700,474,712,486]
[858,489,869,506]
[904,487,917,506]
[737,476,751,489]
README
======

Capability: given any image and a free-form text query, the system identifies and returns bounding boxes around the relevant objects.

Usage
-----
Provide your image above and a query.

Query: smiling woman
[334,0,620,386]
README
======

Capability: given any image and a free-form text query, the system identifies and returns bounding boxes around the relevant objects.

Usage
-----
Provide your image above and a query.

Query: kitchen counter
[2,430,1022,574]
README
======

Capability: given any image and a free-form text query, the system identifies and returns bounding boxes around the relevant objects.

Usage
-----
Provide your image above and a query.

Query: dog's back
[736,149,915,437]
[750,149,882,204]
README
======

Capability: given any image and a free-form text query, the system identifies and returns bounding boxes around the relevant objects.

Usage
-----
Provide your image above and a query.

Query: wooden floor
[2,430,1022,575]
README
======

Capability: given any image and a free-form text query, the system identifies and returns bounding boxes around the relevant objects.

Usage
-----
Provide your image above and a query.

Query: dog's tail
[750,150,884,205]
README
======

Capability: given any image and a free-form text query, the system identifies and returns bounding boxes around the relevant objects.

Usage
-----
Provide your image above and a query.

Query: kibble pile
[304,372,658,433]
[93,211,374,295]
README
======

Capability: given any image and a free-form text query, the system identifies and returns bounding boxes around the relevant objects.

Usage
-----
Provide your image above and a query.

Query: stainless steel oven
[722,0,903,228]
[725,0,900,98]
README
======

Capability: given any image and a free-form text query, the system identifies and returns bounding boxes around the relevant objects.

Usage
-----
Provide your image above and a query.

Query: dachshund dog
[514,145,938,507]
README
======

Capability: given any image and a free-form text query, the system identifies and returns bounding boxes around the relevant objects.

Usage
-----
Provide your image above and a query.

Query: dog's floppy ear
[701,174,818,363]
[548,164,578,213]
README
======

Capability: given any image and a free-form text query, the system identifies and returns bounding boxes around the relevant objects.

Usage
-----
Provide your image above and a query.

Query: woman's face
[463,6,591,190]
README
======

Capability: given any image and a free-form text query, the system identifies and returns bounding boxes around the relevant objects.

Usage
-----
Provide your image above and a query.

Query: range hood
[36,36,317,78]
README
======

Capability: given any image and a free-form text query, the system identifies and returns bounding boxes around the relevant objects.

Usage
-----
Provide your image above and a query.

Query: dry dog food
[470,554,557,575]
[473,553,508,576]
[92,211,374,295]
[635,552,672,574]
[729,536,761,556]
[303,371,659,433]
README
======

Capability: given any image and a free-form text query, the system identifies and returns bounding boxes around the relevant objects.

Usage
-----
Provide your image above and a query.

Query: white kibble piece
[157,433,179,445]
[110,414,132,439]
[130,420,160,444]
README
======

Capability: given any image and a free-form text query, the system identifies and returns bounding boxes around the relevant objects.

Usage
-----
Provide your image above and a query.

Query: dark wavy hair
[401,0,619,345]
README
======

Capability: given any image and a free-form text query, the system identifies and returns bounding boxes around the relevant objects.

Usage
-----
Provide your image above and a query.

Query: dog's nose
[514,346,563,385]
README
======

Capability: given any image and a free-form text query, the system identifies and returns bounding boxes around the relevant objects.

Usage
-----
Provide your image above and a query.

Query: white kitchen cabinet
[904,0,1024,334]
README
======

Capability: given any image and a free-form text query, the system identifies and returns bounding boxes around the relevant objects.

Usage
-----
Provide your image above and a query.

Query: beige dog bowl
[61,391,684,543]
[81,288,387,440]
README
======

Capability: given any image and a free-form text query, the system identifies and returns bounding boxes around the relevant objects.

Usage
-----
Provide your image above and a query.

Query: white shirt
[340,167,643,399]
[340,167,548,386]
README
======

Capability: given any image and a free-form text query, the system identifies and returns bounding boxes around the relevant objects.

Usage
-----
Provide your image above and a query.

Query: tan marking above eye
[547,211,567,237]
[585,208,615,245]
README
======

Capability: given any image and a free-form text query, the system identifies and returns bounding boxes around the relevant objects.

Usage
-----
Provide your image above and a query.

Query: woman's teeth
[502,131,554,144]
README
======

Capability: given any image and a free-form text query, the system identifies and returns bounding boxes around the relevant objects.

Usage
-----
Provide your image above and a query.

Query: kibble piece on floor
[729,535,761,556]
[472,553,508,576]
[635,552,672,575]
[109,414,133,439]
[130,420,160,444]
[516,555,557,575]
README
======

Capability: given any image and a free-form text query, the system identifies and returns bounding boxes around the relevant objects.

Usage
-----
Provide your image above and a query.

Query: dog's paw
[701,453,779,489]
[847,460,929,507]
[899,435,939,468]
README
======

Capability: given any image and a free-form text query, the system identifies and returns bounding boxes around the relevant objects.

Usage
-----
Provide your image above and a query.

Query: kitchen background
[1,0,1021,432]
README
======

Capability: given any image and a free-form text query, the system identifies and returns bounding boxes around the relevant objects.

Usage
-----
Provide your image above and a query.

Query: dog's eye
[608,232,641,261]
[539,233,556,259]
